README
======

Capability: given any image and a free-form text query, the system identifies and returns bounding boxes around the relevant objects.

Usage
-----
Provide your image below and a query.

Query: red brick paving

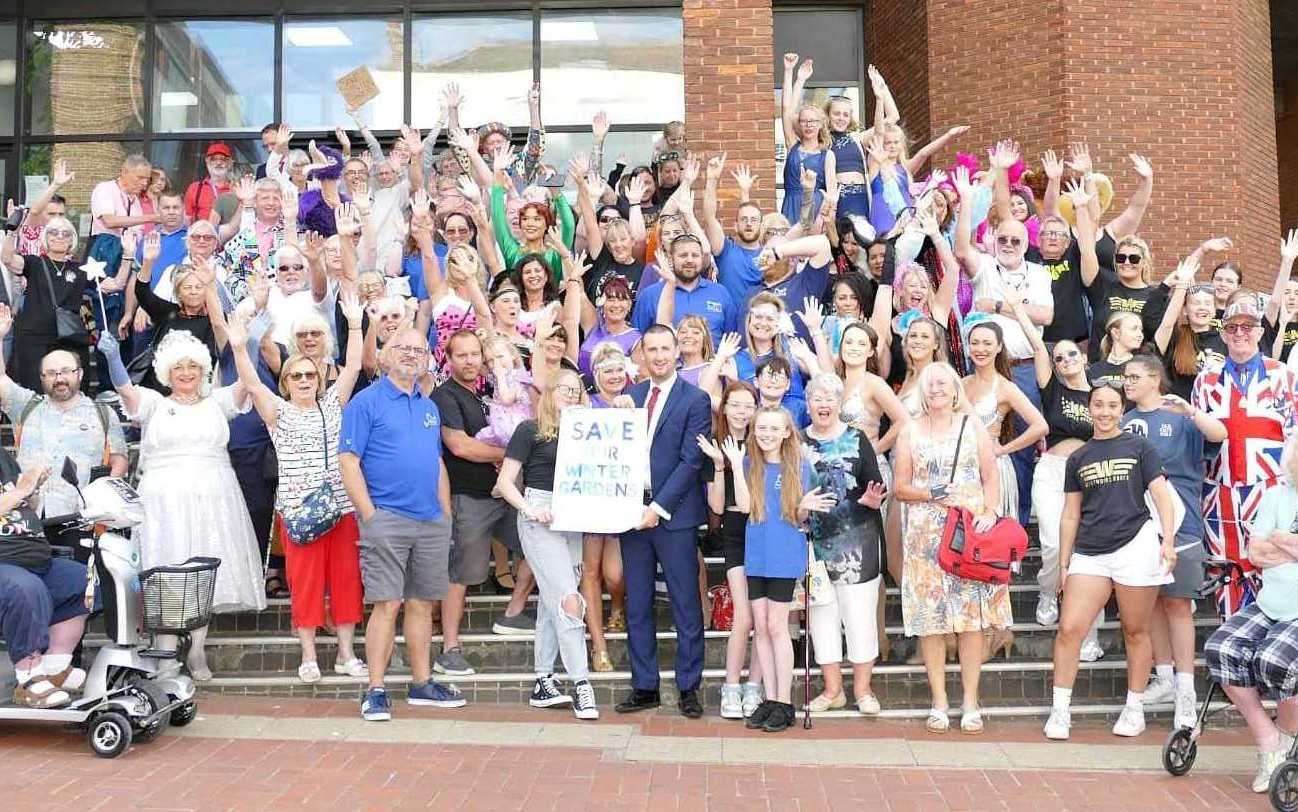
[0,696,1273,811]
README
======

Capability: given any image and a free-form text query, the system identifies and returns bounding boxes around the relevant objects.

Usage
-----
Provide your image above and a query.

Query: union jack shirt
[1191,354,1298,487]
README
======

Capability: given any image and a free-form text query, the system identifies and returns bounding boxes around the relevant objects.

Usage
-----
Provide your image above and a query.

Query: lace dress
[130,387,268,614]
[971,377,1018,521]
[900,420,1012,637]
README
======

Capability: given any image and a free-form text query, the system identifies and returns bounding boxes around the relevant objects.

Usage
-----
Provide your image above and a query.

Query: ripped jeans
[518,488,589,681]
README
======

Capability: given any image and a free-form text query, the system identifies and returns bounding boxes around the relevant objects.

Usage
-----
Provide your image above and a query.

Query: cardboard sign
[550,407,648,534]
[336,66,380,112]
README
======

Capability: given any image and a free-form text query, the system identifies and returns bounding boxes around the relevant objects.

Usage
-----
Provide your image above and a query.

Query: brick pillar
[924,0,1279,289]
[683,0,777,219]
[869,0,931,148]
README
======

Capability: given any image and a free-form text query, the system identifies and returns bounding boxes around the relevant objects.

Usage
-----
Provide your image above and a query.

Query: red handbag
[708,584,734,631]
[934,417,1027,585]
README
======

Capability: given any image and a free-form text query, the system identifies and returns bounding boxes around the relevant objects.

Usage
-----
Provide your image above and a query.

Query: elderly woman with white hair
[132,230,225,391]
[96,328,267,680]
[801,372,888,716]
[893,361,1011,734]
[0,214,89,389]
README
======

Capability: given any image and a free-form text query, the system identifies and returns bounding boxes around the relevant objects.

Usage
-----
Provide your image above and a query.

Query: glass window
[411,13,533,129]
[27,22,146,136]
[0,23,15,137]
[153,20,275,133]
[541,130,659,193]
[539,9,682,126]
[773,9,863,87]
[22,142,145,235]
[282,18,404,131]
[150,139,265,214]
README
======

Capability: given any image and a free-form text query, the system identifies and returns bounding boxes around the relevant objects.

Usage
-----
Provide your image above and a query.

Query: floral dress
[900,419,1012,637]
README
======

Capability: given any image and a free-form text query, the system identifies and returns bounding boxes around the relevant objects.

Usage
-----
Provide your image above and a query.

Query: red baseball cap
[205,142,233,159]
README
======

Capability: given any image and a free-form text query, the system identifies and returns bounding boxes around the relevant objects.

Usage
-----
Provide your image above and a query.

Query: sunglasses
[295,330,324,339]
[286,370,318,382]
[1052,349,1081,363]
[598,215,620,224]
[1222,323,1258,335]
[1114,253,1143,265]
[45,228,74,238]
[1188,284,1215,295]
[996,235,1023,248]
[280,263,305,271]
[190,233,217,241]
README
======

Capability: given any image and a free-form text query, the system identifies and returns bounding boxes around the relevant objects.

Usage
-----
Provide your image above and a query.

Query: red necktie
[645,385,661,429]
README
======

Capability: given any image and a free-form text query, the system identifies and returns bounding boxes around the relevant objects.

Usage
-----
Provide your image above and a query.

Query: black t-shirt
[0,449,50,570]
[1263,314,1298,362]
[1064,433,1165,555]
[1159,329,1227,401]
[1040,374,1094,449]
[584,246,645,304]
[17,255,88,336]
[433,379,497,498]
[1087,359,1126,389]
[1085,267,1154,362]
[504,419,560,491]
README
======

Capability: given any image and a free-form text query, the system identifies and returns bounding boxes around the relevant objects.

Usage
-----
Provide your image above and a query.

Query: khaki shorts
[357,508,452,602]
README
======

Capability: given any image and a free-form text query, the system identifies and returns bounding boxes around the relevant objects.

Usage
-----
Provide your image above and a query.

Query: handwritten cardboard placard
[550,407,648,534]
[336,66,379,112]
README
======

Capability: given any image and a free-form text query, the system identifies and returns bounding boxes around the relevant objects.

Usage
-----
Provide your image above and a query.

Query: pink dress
[474,367,535,447]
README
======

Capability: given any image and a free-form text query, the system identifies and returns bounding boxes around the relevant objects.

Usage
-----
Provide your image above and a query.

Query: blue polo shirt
[339,376,444,521]
[715,237,762,306]
[135,227,189,290]
[738,262,832,346]
[630,276,738,346]
[400,244,450,301]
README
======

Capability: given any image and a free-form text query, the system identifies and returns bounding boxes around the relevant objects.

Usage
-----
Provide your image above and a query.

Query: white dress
[131,387,268,614]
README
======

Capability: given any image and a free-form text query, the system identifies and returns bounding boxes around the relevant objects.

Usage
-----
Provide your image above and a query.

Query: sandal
[605,610,627,633]
[264,575,290,600]
[298,661,322,684]
[13,678,70,709]
[961,707,984,735]
[592,651,614,672]
[925,707,950,734]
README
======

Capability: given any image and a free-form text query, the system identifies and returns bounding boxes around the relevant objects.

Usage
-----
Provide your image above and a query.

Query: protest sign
[550,407,647,534]
[336,66,380,112]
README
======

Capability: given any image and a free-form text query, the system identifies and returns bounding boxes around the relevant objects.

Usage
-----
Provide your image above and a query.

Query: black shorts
[747,575,797,603]
[722,513,747,571]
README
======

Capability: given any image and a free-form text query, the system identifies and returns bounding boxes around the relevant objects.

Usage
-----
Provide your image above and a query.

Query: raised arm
[225,312,280,428]
[1040,150,1063,220]
[782,55,813,148]
[95,332,141,417]
[952,166,980,276]
[1104,154,1154,240]
[1266,230,1298,325]
[1067,180,1101,288]
[1006,296,1051,389]
[1154,257,1198,353]
[26,159,74,225]
[988,139,1018,226]
[569,155,604,259]
[904,124,970,179]
[702,152,728,255]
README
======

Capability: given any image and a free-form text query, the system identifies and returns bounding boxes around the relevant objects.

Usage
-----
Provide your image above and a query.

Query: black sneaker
[745,700,775,729]
[529,674,572,708]
[762,702,794,733]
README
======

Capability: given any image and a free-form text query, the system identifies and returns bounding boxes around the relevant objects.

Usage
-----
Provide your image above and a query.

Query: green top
[490,184,575,284]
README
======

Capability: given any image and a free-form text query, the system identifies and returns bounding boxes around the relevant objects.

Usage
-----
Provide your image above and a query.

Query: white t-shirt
[970,253,1053,359]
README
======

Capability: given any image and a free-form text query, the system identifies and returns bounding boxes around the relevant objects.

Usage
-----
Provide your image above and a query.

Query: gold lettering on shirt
[1076,457,1137,487]
[1107,296,1146,314]
[1060,399,1092,425]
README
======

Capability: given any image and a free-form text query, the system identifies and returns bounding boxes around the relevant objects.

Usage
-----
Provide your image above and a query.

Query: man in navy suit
[615,323,713,718]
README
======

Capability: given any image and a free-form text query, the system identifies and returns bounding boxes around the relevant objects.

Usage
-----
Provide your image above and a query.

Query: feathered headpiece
[306,144,344,182]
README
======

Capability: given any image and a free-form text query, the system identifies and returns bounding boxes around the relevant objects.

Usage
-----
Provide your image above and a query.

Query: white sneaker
[1035,593,1059,626]
[1254,745,1290,793]
[1078,637,1105,663]
[1173,689,1198,730]
[572,680,599,721]
[1112,705,1146,737]
[1044,706,1071,740]
[719,684,743,720]
[1142,677,1175,706]
[741,683,763,718]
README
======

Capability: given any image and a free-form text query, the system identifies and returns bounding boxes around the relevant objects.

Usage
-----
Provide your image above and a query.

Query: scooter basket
[138,557,222,633]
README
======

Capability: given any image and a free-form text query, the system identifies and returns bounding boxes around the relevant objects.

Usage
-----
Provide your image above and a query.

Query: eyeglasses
[344,170,368,178]
[389,344,428,356]
[1222,322,1258,335]
[1115,253,1143,265]
[444,226,471,236]
[759,371,790,383]
[295,330,324,339]
[280,263,306,271]
[1040,230,1069,239]
[1052,349,1081,363]
[996,235,1024,248]
[190,233,217,242]
[598,216,620,225]
[40,367,79,379]
[286,370,319,382]
[556,385,582,398]
[45,228,74,238]
[1188,284,1215,295]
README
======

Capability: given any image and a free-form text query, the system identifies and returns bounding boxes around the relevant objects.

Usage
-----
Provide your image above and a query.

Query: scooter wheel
[87,711,133,759]
[129,679,172,743]
[1162,727,1197,776]
[170,702,198,727]
[1270,760,1298,812]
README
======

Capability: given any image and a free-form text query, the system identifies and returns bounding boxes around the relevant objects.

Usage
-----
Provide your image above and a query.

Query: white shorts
[1067,521,1173,588]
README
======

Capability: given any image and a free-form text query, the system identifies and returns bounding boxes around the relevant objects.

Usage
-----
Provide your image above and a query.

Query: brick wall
[682,0,777,220]
[869,0,931,148]
[1279,80,1298,234]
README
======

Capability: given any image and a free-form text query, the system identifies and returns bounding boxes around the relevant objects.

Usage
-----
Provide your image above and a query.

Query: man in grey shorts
[340,327,466,721]
[432,330,537,677]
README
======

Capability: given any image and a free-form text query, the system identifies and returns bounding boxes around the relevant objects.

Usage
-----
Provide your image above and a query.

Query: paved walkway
[0,697,1274,811]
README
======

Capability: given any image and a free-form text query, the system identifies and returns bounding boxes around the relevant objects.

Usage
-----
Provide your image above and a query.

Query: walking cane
[803,556,813,730]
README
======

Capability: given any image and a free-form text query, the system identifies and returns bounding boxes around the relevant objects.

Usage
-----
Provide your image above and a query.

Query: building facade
[0,0,1288,289]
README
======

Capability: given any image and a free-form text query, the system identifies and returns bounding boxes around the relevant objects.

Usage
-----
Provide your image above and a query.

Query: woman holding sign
[496,369,599,721]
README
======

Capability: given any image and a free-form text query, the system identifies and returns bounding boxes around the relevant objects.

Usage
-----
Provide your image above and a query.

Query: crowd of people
[0,51,1296,789]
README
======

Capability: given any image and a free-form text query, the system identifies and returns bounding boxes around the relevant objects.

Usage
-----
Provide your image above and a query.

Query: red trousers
[278,512,364,630]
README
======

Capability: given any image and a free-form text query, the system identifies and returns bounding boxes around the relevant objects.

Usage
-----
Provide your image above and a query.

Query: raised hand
[1067,142,1093,175]
[544,225,571,258]
[783,53,800,72]
[457,175,481,204]
[705,152,727,182]
[1062,178,1093,208]
[334,203,360,238]
[681,152,701,187]
[300,231,324,264]
[799,486,837,513]
[492,144,515,174]
[800,165,818,193]
[1282,228,1298,264]
[696,434,724,463]
[567,153,591,183]
[235,175,256,207]
[857,481,887,509]
[333,126,350,154]
[120,229,138,262]
[340,288,363,327]
[1129,153,1153,180]
[51,159,74,187]
[225,310,248,347]
[952,165,974,200]
[917,208,941,237]
[720,436,745,468]
[142,231,161,263]
[448,127,477,153]
[868,63,886,92]
[0,303,12,338]
[988,139,1020,170]
[799,296,824,334]
[1041,149,1064,181]
[564,250,593,283]
[249,271,271,313]
[946,125,970,140]
[716,332,742,362]
[1201,236,1233,253]
[592,110,610,140]
[796,58,814,84]
[282,184,299,222]
[441,82,463,110]
[730,163,757,194]
[275,124,294,152]
[653,246,675,283]
[626,174,647,204]
[865,133,888,165]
